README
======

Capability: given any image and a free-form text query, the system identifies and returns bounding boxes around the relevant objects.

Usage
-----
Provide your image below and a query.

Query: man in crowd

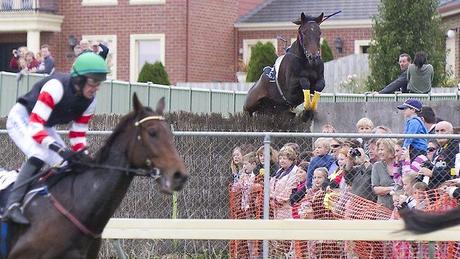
[419,121,459,189]
[77,39,109,60]
[379,53,411,94]
[418,106,437,134]
[35,44,55,75]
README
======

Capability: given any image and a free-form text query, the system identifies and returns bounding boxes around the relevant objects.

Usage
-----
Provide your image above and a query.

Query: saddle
[262,55,285,83]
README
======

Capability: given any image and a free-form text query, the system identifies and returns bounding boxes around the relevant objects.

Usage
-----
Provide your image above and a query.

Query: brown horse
[243,12,325,119]
[4,93,188,258]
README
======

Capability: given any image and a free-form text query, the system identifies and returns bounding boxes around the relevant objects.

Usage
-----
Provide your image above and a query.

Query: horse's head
[293,12,323,64]
[128,94,188,193]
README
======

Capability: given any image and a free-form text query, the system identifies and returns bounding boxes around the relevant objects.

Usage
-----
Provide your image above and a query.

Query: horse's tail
[400,206,460,234]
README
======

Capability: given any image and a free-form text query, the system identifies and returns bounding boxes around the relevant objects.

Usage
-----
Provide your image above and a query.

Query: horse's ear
[293,12,305,25]
[315,12,324,24]
[132,92,144,113]
[155,97,165,115]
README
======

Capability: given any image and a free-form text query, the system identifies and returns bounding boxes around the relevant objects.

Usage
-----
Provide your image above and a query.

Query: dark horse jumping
[244,12,326,118]
[2,94,188,258]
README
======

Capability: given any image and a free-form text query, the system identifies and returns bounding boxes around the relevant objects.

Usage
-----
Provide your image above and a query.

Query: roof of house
[238,0,380,23]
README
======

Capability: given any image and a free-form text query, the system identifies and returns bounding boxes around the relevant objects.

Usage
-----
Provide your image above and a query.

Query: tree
[321,39,334,62]
[138,61,171,85]
[368,0,446,91]
[246,42,277,82]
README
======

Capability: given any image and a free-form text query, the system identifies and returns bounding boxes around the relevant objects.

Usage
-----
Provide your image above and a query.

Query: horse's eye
[148,129,157,138]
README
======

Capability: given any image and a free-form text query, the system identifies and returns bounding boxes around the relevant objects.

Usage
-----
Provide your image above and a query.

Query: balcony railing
[0,0,58,13]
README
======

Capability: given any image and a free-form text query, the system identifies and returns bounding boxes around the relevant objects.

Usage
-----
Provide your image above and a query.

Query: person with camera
[419,121,459,189]
[9,46,28,72]
[343,147,377,202]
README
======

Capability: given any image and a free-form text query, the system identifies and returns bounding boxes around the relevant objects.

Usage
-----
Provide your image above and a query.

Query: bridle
[73,115,166,179]
[296,21,320,61]
[47,114,169,239]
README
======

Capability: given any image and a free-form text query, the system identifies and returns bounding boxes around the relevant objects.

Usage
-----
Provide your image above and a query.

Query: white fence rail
[103,218,460,241]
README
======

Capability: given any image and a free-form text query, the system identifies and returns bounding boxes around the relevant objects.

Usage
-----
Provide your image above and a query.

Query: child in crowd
[356,117,374,153]
[397,99,428,161]
[373,125,392,134]
[254,145,279,178]
[230,146,243,184]
[321,123,336,133]
[299,167,329,219]
[290,169,307,219]
[239,152,257,213]
[306,138,335,188]
[356,117,374,134]
[328,147,350,190]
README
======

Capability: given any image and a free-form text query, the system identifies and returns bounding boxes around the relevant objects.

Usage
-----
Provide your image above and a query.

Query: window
[130,34,165,82]
[82,35,117,80]
[129,0,165,5]
[242,39,277,64]
[81,0,118,6]
[354,40,371,54]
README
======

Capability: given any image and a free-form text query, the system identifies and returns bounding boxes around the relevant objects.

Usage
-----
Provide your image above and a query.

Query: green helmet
[70,52,109,81]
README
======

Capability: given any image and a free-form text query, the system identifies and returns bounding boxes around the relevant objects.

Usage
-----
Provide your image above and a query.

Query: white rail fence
[102,218,460,241]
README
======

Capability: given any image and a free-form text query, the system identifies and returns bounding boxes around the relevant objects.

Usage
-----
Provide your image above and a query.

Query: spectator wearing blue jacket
[306,138,335,188]
[397,99,428,161]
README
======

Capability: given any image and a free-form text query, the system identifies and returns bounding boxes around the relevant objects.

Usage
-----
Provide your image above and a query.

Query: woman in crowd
[372,138,398,210]
[407,51,433,93]
[269,146,301,219]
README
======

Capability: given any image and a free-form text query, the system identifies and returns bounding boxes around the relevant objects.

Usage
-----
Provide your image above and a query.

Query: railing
[0,71,459,116]
[0,0,58,13]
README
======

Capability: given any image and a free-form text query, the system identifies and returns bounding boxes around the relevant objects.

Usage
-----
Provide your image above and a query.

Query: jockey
[2,52,108,225]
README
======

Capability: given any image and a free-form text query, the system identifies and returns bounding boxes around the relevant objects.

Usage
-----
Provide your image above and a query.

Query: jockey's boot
[3,157,44,225]
[311,91,321,110]
[303,89,311,110]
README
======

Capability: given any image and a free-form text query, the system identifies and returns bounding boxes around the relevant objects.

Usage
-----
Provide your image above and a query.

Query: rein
[49,115,166,239]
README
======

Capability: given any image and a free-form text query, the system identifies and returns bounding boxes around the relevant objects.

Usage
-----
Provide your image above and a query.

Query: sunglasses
[427,147,436,152]
[330,144,341,148]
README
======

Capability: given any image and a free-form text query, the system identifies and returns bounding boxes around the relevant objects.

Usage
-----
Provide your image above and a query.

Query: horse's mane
[95,107,155,163]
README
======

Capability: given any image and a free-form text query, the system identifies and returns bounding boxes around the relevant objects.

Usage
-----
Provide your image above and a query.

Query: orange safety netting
[229,184,459,259]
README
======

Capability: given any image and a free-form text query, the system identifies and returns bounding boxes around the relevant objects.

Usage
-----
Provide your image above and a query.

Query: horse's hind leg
[243,78,269,115]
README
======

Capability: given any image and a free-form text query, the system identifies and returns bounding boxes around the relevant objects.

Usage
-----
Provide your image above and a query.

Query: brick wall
[53,0,187,83]
[442,14,460,78]
[237,27,373,64]
[187,0,238,82]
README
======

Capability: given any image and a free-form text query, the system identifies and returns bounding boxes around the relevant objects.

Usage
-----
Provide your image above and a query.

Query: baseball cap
[397,99,422,111]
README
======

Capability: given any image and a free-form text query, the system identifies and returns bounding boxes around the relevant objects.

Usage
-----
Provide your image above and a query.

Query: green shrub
[321,39,334,62]
[367,0,446,91]
[137,61,171,85]
[246,42,277,82]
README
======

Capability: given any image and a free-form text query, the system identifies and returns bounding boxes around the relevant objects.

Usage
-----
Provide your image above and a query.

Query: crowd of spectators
[7,39,109,81]
[229,98,459,220]
[8,45,55,80]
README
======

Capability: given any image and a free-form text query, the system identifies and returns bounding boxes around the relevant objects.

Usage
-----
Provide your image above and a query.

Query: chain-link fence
[0,114,459,258]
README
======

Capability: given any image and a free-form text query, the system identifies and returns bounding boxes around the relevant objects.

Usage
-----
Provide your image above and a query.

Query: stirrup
[4,203,29,225]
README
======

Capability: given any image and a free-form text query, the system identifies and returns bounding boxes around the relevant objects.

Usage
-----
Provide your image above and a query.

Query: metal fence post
[263,133,271,259]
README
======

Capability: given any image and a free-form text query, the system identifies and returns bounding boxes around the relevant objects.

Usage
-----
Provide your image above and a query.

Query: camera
[12,49,18,56]
[349,148,361,158]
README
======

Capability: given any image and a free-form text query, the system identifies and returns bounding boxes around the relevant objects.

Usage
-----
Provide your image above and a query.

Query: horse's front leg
[310,62,325,110]
[299,77,312,110]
